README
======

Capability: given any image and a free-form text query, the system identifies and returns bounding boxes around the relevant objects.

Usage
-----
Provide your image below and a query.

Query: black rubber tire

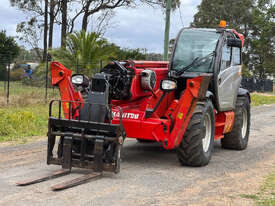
[221,95,250,150]
[177,100,215,167]
[136,139,155,143]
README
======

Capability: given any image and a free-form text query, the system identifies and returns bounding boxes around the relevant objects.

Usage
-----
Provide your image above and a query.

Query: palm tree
[50,31,115,74]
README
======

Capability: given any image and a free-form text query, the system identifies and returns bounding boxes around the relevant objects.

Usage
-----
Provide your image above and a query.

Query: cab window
[232,47,241,65]
[220,44,231,71]
[171,29,220,73]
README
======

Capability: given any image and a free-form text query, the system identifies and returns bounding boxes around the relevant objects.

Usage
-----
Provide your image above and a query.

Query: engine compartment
[97,61,169,102]
[100,61,134,100]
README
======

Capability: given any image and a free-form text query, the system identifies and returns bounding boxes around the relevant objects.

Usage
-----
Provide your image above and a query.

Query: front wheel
[177,99,215,167]
[221,95,250,150]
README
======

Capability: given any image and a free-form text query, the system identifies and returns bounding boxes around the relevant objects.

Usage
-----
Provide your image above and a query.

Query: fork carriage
[17,100,124,190]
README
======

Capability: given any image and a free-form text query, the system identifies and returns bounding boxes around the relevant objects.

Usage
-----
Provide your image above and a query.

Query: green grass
[0,81,274,143]
[240,194,259,200]
[251,93,275,106]
[241,172,275,205]
[0,81,59,106]
[0,81,60,143]
[0,104,49,142]
[0,81,45,95]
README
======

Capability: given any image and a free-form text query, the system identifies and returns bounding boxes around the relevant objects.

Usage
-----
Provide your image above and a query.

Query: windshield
[171,29,220,73]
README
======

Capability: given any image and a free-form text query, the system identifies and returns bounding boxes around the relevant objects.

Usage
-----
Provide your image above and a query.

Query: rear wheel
[177,99,215,167]
[221,95,250,150]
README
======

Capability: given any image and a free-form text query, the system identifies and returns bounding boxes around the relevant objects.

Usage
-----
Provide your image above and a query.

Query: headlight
[71,75,84,85]
[161,80,177,91]
[71,74,89,87]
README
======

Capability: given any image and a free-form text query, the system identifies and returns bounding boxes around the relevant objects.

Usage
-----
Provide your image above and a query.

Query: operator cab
[169,23,243,112]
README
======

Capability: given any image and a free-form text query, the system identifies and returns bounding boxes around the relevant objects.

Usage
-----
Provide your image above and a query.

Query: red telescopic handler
[17,22,250,190]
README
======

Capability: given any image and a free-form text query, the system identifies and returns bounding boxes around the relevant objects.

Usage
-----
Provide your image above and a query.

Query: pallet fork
[17,100,124,191]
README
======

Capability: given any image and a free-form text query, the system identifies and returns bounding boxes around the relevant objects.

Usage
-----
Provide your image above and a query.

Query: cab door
[216,41,242,111]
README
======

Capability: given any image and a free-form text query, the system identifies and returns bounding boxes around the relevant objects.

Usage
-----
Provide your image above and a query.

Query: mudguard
[238,88,250,102]
[166,75,211,149]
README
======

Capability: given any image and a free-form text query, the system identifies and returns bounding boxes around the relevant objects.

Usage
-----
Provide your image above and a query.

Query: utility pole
[163,0,172,61]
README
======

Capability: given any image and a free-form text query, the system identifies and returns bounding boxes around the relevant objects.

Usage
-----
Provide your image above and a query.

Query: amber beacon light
[219,20,227,28]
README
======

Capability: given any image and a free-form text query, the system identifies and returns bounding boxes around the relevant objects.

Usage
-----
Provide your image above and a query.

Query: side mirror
[160,79,177,92]
[71,74,89,87]
[227,38,242,48]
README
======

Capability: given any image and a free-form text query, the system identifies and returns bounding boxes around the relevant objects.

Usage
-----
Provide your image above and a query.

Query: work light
[161,79,177,92]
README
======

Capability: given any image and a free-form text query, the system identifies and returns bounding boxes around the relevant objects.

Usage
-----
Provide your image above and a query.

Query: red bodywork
[51,61,234,150]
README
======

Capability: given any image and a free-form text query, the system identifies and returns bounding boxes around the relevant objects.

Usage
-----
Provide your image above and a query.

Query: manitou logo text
[112,112,139,120]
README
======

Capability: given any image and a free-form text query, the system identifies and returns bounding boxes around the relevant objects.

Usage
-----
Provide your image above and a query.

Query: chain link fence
[0,59,56,106]
[0,54,109,106]
[0,52,166,106]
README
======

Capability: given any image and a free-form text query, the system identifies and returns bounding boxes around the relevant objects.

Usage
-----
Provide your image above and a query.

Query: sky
[0,0,201,53]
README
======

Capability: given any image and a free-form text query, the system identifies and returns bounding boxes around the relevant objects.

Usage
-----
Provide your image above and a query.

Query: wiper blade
[175,51,216,76]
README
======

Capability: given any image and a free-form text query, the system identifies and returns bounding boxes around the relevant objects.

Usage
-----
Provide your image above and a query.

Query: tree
[43,0,49,61]
[117,48,146,60]
[11,0,181,52]
[0,30,20,80]
[10,0,48,61]
[109,46,146,60]
[14,47,41,63]
[248,0,275,78]
[145,52,163,60]
[80,0,130,32]
[49,30,150,75]
[49,0,60,48]
[60,0,68,47]
[10,0,58,55]
[16,18,43,61]
[62,0,181,38]
[78,0,180,31]
[49,31,116,72]
[191,0,254,36]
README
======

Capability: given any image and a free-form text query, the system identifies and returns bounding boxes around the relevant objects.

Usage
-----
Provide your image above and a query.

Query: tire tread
[177,100,214,167]
[221,96,250,150]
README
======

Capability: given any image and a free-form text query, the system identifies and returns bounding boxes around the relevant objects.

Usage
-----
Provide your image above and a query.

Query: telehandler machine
[17,22,250,190]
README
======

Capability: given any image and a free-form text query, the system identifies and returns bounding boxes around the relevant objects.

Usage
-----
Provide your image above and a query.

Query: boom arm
[51,62,84,119]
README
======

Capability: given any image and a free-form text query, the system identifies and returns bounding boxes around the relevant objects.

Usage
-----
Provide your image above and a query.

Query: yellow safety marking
[177,112,183,119]
[224,114,234,133]
[65,102,69,110]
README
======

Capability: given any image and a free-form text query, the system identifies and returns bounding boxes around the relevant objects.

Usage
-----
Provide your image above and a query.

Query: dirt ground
[0,104,275,206]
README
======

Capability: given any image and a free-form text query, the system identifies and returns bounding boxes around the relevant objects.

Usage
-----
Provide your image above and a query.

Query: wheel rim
[202,113,212,152]
[241,108,248,139]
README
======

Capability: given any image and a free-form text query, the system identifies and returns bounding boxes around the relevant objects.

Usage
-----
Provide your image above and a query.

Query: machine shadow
[120,140,223,168]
